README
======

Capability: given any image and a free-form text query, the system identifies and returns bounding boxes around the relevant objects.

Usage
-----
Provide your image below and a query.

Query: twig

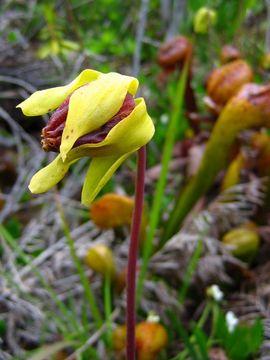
[165,0,186,40]
[19,222,96,277]
[160,0,172,28]
[0,75,37,94]
[132,0,149,77]
[0,106,40,151]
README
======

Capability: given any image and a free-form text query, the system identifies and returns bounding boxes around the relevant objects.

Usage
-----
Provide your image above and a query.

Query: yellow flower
[85,244,116,279]
[17,70,154,205]
[194,7,217,34]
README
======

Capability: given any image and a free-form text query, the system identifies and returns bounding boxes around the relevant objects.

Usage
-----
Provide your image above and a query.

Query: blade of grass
[104,275,112,349]
[168,310,201,360]
[136,59,189,305]
[178,239,203,304]
[55,197,103,328]
[66,292,90,335]
[0,224,80,332]
[169,300,212,360]
[192,325,209,360]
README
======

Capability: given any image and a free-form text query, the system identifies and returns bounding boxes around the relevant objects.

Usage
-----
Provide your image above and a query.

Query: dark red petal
[41,92,135,152]
[74,93,135,146]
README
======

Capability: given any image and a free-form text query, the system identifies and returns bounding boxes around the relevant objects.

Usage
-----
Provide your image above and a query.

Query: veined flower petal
[17,69,100,116]
[60,72,139,160]
[28,154,78,193]
[81,153,131,205]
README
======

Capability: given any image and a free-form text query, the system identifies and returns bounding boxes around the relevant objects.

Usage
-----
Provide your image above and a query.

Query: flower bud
[220,45,241,64]
[136,322,168,360]
[193,7,217,34]
[222,226,260,262]
[85,244,116,278]
[90,193,134,229]
[206,60,253,112]
[206,284,224,302]
[221,152,245,190]
[112,322,168,360]
[90,193,148,247]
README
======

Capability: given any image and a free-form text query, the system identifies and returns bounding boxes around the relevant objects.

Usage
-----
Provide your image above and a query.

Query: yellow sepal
[17,69,100,116]
[28,154,78,193]
[81,153,131,205]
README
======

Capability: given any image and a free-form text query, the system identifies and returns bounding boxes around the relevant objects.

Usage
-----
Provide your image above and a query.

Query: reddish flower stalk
[126,146,146,360]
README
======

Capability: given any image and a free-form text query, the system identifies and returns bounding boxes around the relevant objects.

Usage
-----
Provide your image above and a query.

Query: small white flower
[147,311,160,323]
[160,113,169,125]
[226,311,239,333]
[207,284,224,302]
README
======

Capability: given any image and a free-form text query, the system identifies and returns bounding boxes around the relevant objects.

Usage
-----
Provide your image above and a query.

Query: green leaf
[215,311,263,360]
[226,319,263,360]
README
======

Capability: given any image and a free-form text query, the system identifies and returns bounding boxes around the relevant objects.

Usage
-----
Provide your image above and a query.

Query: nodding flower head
[41,91,135,153]
[193,7,217,34]
[17,70,155,205]
[157,36,192,70]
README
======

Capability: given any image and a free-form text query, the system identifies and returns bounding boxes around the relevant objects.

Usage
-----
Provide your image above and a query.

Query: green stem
[207,303,219,346]
[136,60,189,305]
[197,303,212,329]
